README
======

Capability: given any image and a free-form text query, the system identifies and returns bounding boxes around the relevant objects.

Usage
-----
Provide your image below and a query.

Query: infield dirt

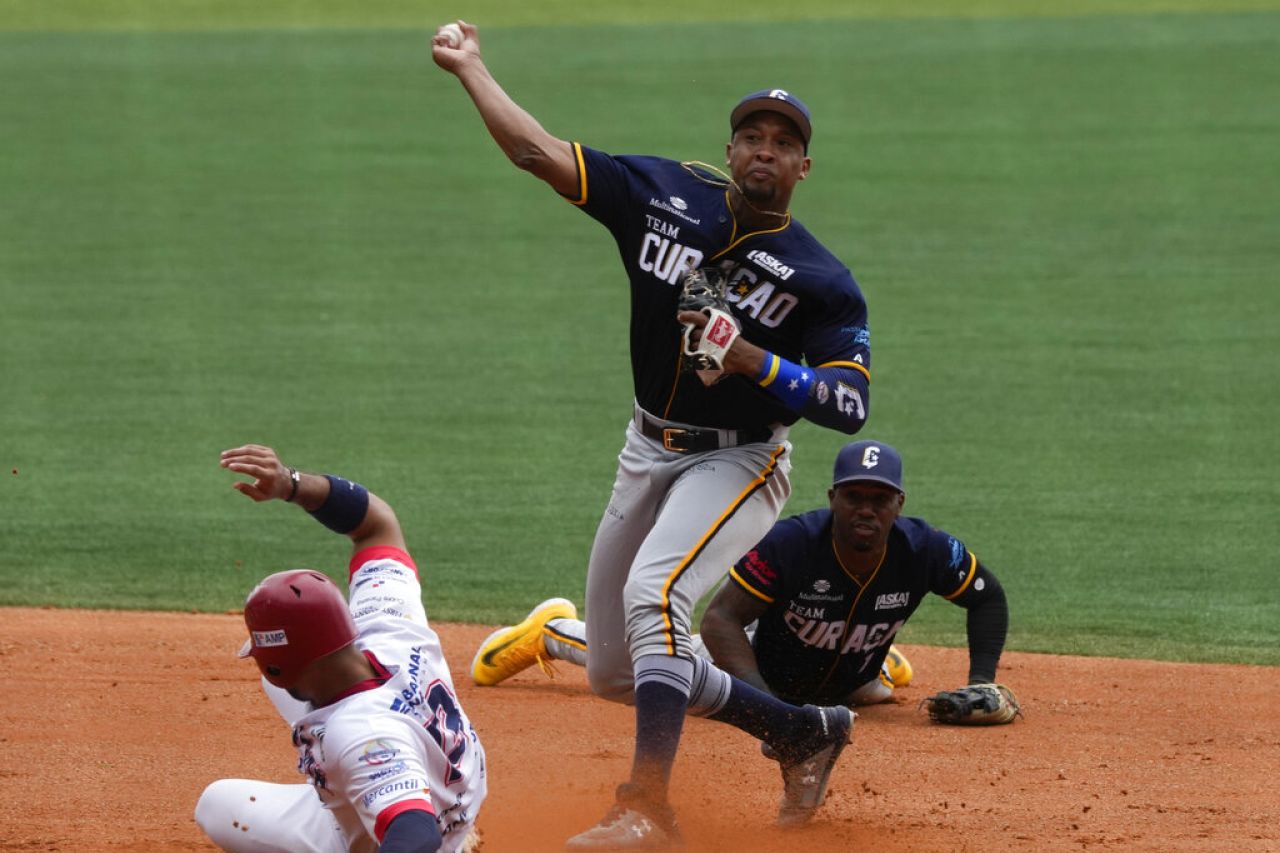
[1,608,1275,852]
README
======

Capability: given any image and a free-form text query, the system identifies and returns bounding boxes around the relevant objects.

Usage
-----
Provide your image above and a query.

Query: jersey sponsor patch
[843,324,871,346]
[798,590,844,602]
[352,563,404,586]
[647,196,701,225]
[359,739,401,766]
[361,777,429,808]
[352,597,409,620]
[739,549,776,585]
[746,248,796,281]
[874,592,910,610]
[948,537,966,569]
[364,761,409,783]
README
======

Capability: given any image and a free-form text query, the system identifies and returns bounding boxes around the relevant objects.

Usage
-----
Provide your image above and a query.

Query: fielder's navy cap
[832,440,904,493]
[730,89,813,147]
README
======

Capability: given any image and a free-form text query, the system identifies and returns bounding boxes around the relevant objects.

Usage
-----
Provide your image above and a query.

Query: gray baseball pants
[583,405,791,704]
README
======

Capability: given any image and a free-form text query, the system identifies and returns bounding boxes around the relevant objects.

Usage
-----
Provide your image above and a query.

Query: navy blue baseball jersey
[565,145,871,433]
[729,509,981,705]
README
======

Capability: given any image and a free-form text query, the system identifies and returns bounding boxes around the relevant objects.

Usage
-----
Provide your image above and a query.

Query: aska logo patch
[874,592,910,610]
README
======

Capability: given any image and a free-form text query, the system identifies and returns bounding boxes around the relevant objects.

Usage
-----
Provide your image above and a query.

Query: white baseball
[439,23,463,49]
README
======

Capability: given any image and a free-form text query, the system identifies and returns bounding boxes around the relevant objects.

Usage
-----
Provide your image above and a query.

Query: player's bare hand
[220,444,292,503]
[677,309,708,344]
[431,20,480,73]
[676,309,766,377]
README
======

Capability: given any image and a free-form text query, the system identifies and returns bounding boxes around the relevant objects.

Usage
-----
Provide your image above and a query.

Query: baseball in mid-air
[439,23,463,49]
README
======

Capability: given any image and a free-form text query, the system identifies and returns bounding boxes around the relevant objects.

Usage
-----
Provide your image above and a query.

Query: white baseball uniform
[196,547,486,853]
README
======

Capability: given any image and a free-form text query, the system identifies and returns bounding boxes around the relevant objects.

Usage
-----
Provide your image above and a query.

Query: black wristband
[308,475,370,534]
[285,467,300,503]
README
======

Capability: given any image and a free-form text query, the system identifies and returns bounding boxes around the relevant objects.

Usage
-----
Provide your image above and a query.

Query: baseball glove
[922,683,1021,725]
[678,266,740,384]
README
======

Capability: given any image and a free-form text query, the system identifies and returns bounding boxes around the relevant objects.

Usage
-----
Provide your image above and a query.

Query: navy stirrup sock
[709,677,821,761]
[631,680,689,794]
[630,655,694,798]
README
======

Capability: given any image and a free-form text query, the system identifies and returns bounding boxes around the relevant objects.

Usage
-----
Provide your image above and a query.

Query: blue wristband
[756,352,813,412]
[309,475,369,535]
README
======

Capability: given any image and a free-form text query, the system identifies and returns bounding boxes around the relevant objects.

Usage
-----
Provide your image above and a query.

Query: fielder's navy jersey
[729,509,979,705]
[565,145,871,431]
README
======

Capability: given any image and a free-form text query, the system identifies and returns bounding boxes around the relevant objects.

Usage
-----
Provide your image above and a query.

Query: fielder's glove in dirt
[923,683,1021,725]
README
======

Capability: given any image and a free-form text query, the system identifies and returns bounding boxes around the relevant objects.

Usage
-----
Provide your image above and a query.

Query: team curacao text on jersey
[639,208,800,329]
[728,512,978,704]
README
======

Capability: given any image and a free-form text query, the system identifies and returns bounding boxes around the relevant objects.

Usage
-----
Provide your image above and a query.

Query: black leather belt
[636,412,774,453]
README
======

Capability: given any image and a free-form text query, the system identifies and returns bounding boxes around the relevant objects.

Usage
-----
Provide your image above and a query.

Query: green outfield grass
[4,0,1280,30]
[2,2,1277,665]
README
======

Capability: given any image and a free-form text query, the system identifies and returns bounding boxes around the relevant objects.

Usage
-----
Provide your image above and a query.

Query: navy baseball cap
[730,89,812,148]
[832,440,904,493]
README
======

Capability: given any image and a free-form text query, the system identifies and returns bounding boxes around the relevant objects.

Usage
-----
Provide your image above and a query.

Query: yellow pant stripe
[659,445,786,654]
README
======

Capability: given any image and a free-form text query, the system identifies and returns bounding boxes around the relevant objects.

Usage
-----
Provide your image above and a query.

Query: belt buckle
[662,427,690,452]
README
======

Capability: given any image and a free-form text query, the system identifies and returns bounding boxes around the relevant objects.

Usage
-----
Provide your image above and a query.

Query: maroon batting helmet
[238,569,358,688]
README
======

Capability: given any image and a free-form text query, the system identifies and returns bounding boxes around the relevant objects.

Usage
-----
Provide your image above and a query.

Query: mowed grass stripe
[1,12,1276,664]
[4,0,1280,32]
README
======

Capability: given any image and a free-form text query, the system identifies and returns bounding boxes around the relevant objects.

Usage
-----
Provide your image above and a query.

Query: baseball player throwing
[434,22,871,847]
[195,445,486,853]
